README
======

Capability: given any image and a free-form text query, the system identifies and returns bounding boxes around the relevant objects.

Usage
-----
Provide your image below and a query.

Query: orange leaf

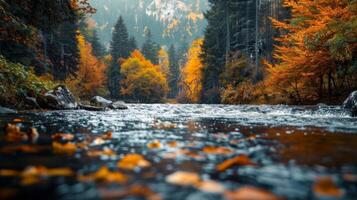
[117,154,151,170]
[147,141,162,149]
[166,171,200,186]
[79,166,127,184]
[52,141,77,155]
[224,187,279,200]
[313,177,344,198]
[52,133,75,141]
[203,146,234,155]
[216,155,255,172]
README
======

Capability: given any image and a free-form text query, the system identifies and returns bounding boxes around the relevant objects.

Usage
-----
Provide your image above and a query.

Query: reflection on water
[0,104,356,199]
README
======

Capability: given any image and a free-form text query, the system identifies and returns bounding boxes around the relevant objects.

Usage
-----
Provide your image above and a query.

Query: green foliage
[0,56,55,107]
[141,29,160,65]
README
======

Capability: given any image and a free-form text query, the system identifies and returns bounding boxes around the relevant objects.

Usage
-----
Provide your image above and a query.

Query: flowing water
[1,104,357,199]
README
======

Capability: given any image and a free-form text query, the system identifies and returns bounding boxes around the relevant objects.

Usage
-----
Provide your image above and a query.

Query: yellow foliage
[158,48,170,77]
[179,39,204,103]
[66,33,107,98]
[120,50,169,103]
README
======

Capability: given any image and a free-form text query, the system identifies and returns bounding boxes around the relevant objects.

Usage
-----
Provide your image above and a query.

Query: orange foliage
[66,33,107,98]
[266,0,357,103]
[179,39,204,103]
[120,50,169,103]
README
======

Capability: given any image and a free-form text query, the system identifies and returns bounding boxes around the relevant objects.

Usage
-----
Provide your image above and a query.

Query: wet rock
[90,96,112,107]
[39,85,78,110]
[316,103,327,108]
[342,91,357,117]
[24,97,41,109]
[0,106,16,114]
[109,101,128,110]
[79,104,106,111]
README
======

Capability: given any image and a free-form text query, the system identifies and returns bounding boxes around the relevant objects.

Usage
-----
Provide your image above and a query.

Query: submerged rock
[109,101,128,110]
[39,85,78,110]
[0,106,16,114]
[90,96,112,107]
[342,91,357,117]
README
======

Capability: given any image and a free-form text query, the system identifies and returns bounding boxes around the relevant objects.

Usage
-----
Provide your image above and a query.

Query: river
[0,104,357,199]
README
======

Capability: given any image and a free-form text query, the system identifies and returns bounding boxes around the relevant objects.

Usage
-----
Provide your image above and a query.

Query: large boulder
[90,96,112,107]
[109,101,128,110]
[0,106,16,114]
[342,91,357,117]
[38,85,78,110]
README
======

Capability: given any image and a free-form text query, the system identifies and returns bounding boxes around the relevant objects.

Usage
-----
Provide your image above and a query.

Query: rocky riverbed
[0,104,357,199]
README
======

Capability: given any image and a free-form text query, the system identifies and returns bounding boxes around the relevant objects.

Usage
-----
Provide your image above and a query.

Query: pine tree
[168,45,180,98]
[128,36,137,53]
[141,29,160,65]
[90,29,105,58]
[200,0,228,103]
[108,16,130,99]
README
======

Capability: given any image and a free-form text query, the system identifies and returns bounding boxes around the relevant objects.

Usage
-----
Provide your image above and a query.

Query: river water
[0,104,357,199]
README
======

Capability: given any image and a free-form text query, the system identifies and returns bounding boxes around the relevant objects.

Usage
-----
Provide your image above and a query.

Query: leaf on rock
[52,133,75,141]
[13,118,24,122]
[203,146,234,155]
[101,131,113,140]
[166,171,200,186]
[216,155,255,172]
[224,187,279,200]
[52,141,77,155]
[313,176,344,198]
[117,154,151,170]
[147,141,162,149]
[79,166,127,184]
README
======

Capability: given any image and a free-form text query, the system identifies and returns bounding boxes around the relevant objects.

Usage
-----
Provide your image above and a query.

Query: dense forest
[0,0,356,109]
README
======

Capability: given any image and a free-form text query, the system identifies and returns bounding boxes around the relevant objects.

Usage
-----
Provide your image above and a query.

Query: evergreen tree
[200,0,228,103]
[90,29,105,58]
[108,16,130,99]
[128,36,137,53]
[141,29,160,65]
[168,45,180,98]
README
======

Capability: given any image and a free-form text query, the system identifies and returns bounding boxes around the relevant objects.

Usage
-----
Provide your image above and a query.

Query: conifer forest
[0,0,357,199]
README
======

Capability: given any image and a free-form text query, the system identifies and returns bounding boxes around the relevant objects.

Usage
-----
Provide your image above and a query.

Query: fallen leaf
[51,133,74,141]
[79,166,127,184]
[13,118,24,122]
[224,187,279,200]
[118,154,151,170]
[203,146,234,155]
[147,141,162,149]
[166,171,200,186]
[167,141,178,148]
[87,148,116,157]
[196,180,225,193]
[52,141,77,155]
[313,176,344,198]
[216,155,255,172]
[4,124,28,142]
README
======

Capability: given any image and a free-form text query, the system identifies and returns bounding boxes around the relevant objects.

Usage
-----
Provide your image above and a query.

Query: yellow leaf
[166,171,200,186]
[52,141,77,155]
[216,155,255,172]
[117,154,151,170]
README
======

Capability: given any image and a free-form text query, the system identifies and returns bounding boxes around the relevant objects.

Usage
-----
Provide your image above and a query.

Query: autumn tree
[66,34,107,98]
[158,48,170,78]
[179,39,204,103]
[266,0,357,103]
[120,50,169,103]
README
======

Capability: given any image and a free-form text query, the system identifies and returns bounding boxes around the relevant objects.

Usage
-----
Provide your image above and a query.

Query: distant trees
[179,39,204,103]
[141,29,160,65]
[158,48,170,78]
[120,50,169,103]
[168,45,180,98]
[66,34,107,98]
[266,0,357,103]
[108,16,131,99]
